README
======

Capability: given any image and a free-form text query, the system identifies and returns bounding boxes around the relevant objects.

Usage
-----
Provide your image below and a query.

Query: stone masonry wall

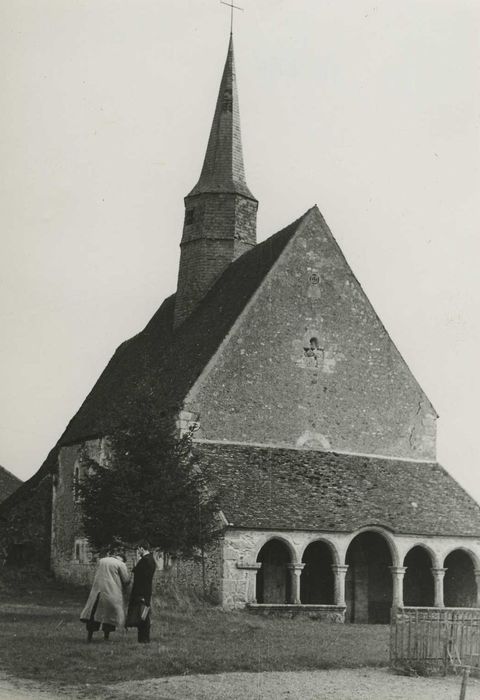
[221,528,480,610]
[52,437,225,600]
[186,209,437,461]
[154,543,224,604]
[52,439,106,585]
[175,192,257,327]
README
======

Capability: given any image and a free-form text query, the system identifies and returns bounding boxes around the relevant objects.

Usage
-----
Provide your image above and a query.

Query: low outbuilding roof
[0,466,22,504]
[196,442,480,537]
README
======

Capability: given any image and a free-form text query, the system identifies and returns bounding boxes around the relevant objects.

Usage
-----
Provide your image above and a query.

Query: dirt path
[0,674,65,700]
[106,668,480,700]
[2,668,480,700]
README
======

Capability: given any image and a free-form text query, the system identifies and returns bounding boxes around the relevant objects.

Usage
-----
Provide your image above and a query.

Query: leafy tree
[77,414,220,558]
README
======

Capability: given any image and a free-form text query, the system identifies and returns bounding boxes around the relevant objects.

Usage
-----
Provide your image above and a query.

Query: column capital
[287,564,304,604]
[474,570,480,608]
[287,563,305,572]
[332,564,349,574]
[431,567,447,577]
[332,564,348,606]
[390,566,406,608]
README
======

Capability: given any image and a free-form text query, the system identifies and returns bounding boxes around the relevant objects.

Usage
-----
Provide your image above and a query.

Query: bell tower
[174,35,258,328]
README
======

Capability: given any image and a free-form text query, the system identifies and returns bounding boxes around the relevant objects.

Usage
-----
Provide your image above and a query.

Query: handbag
[126,597,150,627]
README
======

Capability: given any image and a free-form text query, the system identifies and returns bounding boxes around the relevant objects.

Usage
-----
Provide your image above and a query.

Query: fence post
[459,667,469,700]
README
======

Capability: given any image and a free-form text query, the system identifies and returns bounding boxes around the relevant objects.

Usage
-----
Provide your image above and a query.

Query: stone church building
[4,35,480,622]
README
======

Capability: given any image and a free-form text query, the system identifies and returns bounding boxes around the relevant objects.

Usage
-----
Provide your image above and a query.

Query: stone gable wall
[186,211,436,461]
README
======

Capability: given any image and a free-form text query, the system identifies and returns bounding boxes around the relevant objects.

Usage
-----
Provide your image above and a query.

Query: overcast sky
[1,0,479,502]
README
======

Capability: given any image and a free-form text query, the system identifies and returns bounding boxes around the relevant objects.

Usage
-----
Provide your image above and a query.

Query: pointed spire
[174,34,258,328]
[188,35,256,200]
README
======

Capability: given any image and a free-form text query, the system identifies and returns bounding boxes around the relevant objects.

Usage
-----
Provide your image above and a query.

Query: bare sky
[1,1,479,502]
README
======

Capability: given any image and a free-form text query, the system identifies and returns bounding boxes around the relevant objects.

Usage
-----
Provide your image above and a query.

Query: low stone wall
[247,604,346,623]
[53,558,95,587]
[53,544,223,605]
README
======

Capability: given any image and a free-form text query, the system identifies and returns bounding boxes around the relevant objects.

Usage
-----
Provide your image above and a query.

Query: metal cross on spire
[220,1,244,34]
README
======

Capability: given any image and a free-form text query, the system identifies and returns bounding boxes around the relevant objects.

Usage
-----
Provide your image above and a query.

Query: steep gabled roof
[197,442,480,537]
[52,210,312,448]
[0,466,22,503]
[0,210,308,515]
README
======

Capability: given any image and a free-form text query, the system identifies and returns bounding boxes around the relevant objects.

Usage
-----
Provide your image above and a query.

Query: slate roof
[196,442,480,537]
[57,210,306,445]
[0,210,309,515]
[188,35,256,200]
[0,466,22,504]
[4,202,478,540]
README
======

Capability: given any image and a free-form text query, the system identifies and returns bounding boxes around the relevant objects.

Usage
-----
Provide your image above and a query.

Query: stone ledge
[247,604,346,622]
[236,562,262,570]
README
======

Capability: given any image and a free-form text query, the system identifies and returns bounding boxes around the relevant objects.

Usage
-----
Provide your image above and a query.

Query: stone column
[474,570,480,607]
[431,567,447,607]
[332,565,349,607]
[389,566,407,609]
[287,563,305,604]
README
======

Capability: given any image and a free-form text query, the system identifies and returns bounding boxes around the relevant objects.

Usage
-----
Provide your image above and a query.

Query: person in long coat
[80,551,130,642]
[126,542,156,643]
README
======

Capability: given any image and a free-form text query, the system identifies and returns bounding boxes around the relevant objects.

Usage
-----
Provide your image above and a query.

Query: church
[4,33,480,622]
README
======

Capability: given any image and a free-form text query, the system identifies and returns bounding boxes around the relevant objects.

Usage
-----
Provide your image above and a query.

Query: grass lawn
[0,570,389,694]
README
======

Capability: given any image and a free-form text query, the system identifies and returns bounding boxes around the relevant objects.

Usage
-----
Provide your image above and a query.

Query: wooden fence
[390,607,480,675]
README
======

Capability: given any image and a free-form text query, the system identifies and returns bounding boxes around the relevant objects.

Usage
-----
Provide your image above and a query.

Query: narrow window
[74,538,89,564]
[73,464,81,503]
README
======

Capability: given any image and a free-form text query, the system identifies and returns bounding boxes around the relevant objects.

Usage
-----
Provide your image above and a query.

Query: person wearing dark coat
[126,542,156,643]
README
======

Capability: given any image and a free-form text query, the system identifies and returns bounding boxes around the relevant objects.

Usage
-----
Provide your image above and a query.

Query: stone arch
[403,545,434,607]
[253,534,298,565]
[345,529,394,623]
[256,538,293,604]
[444,549,477,608]
[344,525,400,567]
[300,536,340,566]
[300,540,335,604]
[401,541,439,569]
[443,546,480,571]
